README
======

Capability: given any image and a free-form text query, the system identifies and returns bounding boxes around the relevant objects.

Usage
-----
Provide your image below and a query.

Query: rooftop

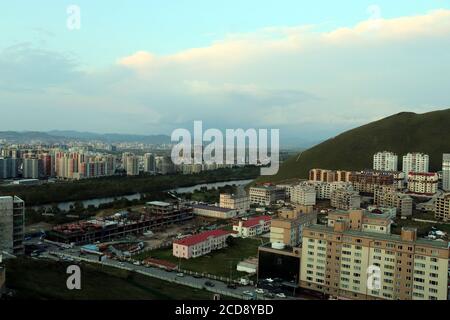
[191,204,234,212]
[234,215,271,228]
[305,224,449,249]
[173,229,232,246]
[146,201,172,207]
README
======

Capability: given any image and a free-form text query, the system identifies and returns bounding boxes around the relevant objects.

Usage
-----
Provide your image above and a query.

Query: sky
[1,1,450,146]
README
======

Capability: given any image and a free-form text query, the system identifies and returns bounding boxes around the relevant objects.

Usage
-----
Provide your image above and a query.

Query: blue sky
[1,1,450,145]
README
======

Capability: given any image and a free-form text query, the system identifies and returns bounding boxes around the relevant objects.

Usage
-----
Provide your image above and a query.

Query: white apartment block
[290,184,316,206]
[402,153,429,176]
[374,185,413,217]
[407,172,438,195]
[249,185,277,206]
[308,181,354,200]
[0,196,25,255]
[373,151,398,171]
[219,192,250,212]
[442,153,450,191]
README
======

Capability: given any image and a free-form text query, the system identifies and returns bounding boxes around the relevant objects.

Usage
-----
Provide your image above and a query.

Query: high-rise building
[309,169,352,183]
[125,155,139,176]
[373,151,398,171]
[402,153,429,176]
[22,158,43,179]
[300,210,449,300]
[0,158,18,179]
[0,196,25,255]
[143,153,155,173]
[442,154,450,191]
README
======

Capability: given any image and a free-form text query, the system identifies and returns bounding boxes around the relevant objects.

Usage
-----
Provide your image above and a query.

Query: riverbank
[0,166,259,206]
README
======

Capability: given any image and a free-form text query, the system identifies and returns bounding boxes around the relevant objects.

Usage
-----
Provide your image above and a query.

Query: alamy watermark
[171,121,280,175]
[66,265,81,290]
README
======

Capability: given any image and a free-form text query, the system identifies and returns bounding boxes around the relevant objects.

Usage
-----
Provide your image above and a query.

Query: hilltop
[258,109,450,183]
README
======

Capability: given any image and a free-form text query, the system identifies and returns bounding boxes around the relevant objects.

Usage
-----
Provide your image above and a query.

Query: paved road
[47,249,287,300]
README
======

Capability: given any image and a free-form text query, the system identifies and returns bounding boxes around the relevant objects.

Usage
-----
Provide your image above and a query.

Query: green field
[134,238,262,279]
[4,258,222,300]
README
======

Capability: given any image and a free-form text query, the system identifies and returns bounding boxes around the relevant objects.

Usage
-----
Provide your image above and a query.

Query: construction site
[47,201,194,245]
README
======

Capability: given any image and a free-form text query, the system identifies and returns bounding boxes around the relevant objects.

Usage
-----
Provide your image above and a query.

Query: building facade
[219,191,250,212]
[290,184,317,206]
[249,185,278,206]
[434,193,450,222]
[374,185,413,217]
[402,153,430,176]
[373,151,398,171]
[0,196,25,255]
[407,172,439,195]
[172,230,232,259]
[442,153,450,191]
[233,215,271,238]
[330,189,361,210]
[300,216,449,300]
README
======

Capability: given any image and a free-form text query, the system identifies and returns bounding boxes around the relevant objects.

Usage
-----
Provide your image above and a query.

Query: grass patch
[4,257,220,300]
[135,238,262,279]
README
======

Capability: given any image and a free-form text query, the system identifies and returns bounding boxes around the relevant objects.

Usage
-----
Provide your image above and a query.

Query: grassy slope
[258,109,450,183]
[4,258,219,300]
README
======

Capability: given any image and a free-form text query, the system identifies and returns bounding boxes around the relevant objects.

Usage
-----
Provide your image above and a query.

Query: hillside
[259,109,450,183]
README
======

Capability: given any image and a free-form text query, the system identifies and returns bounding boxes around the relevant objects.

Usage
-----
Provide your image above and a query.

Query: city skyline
[1,1,450,141]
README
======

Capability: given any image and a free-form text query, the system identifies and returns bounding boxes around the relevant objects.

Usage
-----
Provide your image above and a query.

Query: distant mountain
[0,130,171,144]
[47,130,171,144]
[257,108,450,183]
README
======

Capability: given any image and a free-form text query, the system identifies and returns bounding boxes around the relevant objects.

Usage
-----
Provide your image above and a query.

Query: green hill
[259,108,450,183]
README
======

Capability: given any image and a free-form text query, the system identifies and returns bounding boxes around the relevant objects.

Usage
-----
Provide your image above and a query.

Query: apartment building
[0,157,18,179]
[300,216,449,300]
[143,153,156,173]
[330,189,361,210]
[310,181,354,200]
[403,153,430,176]
[270,206,317,248]
[309,169,352,183]
[0,196,25,255]
[125,155,139,176]
[374,185,413,217]
[350,170,399,194]
[290,184,316,206]
[327,209,392,235]
[249,185,279,206]
[22,158,43,179]
[434,193,450,222]
[191,204,238,219]
[407,172,439,195]
[373,151,398,171]
[233,215,271,238]
[442,154,450,191]
[220,191,250,212]
[172,229,232,259]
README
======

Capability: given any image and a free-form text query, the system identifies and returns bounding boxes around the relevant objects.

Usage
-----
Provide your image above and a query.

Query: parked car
[276,293,286,298]
[264,292,275,298]
[255,288,265,294]
[176,273,184,277]
[243,291,253,296]
[193,274,203,279]
[227,283,237,289]
[205,281,215,287]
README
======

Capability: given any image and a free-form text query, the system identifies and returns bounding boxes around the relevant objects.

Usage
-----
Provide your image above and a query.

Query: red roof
[234,215,271,228]
[173,229,232,246]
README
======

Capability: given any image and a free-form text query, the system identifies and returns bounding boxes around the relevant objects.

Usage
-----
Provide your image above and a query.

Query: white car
[276,293,286,298]
[176,273,184,277]
[243,291,253,296]
[255,289,265,294]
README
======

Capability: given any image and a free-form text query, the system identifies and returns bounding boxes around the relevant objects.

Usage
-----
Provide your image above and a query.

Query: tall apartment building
[309,169,352,183]
[0,157,18,179]
[330,189,361,210]
[442,154,450,191]
[434,193,450,222]
[143,153,155,173]
[22,158,43,179]
[300,210,449,300]
[374,185,413,217]
[290,184,316,206]
[403,153,429,176]
[155,156,175,175]
[270,206,317,248]
[373,151,398,171]
[407,172,439,195]
[0,196,25,255]
[125,155,139,176]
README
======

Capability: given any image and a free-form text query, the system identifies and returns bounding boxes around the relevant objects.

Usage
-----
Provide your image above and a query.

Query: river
[31,179,253,212]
